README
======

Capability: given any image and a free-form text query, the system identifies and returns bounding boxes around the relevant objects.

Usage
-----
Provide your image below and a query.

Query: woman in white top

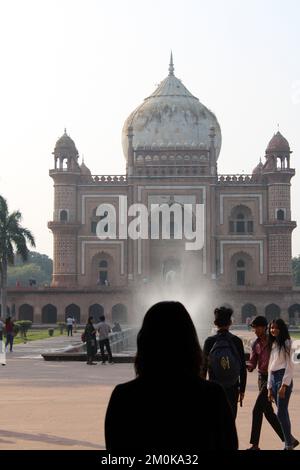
[267,319,297,450]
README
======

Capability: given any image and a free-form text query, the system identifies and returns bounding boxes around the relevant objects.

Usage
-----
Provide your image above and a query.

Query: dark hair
[214,306,233,327]
[268,318,290,353]
[87,316,93,324]
[135,301,202,379]
[100,315,105,322]
[250,315,268,328]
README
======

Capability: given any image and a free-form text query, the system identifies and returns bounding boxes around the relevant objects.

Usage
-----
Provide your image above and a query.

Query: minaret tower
[262,131,296,287]
[48,130,81,287]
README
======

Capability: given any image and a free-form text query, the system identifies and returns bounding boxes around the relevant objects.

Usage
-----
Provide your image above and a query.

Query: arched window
[98,260,108,285]
[229,205,254,234]
[236,259,245,286]
[277,209,285,221]
[60,210,68,222]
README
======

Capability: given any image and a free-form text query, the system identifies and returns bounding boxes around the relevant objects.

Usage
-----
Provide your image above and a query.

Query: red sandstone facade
[7,59,300,326]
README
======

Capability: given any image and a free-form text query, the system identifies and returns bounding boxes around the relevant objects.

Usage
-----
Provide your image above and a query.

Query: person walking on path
[0,317,5,365]
[105,301,238,452]
[202,306,247,420]
[0,317,4,342]
[246,315,287,450]
[66,315,74,336]
[84,316,97,365]
[267,318,298,450]
[5,317,15,352]
[97,315,113,364]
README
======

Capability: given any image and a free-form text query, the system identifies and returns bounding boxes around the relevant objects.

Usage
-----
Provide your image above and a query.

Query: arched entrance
[42,304,57,323]
[265,304,281,323]
[89,304,104,322]
[112,304,128,324]
[162,258,181,283]
[19,304,34,322]
[65,304,81,323]
[241,304,257,323]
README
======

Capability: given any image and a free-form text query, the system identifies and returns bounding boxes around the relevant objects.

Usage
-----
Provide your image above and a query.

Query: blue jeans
[5,333,14,351]
[270,368,293,448]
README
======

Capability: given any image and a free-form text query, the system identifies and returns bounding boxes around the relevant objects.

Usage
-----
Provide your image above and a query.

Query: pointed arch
[42,304,57,324]
[65,304,81,323]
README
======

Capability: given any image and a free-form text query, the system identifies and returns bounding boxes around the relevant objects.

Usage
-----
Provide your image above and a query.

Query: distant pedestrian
[66,315,73,336]
[84,316,97,365]
[0,317,4,342]
[112,322,122,333]
[97,315,113,364]
[202,306,247,419]
[0,317,5,366]
[5,317,15,352]
[267,318,298,450]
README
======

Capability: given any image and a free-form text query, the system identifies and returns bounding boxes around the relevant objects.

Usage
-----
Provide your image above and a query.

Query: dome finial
[168,51,174,76]
[64,128,67,135]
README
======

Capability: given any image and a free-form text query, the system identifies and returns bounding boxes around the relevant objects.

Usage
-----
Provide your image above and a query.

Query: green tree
[292,256,300,286]
[8,252,53,287]
[0,195,35,317]
[14,251,52,275]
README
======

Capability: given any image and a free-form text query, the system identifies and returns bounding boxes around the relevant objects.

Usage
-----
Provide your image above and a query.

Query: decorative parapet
[89,175,127,184]
[217,174,256,184]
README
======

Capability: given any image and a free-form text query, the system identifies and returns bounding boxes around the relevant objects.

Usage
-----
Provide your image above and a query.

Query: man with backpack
[202,306,247,419]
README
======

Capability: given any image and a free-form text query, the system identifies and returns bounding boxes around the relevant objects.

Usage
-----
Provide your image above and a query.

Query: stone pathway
[0,330,299,450]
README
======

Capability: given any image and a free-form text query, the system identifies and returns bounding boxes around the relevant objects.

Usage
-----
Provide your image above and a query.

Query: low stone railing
[91,175,127,184]
[217,174,255,184]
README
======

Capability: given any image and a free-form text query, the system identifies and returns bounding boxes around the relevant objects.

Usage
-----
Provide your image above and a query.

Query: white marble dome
[122,56,222,160]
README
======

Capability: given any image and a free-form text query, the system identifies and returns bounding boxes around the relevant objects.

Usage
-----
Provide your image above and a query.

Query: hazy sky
[0,0,300,257]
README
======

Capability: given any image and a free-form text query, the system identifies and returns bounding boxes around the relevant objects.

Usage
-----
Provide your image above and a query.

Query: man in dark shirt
[202,306,247,420]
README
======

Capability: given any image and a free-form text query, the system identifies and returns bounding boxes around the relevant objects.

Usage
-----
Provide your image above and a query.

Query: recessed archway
[19,304,34,322]
[265,304,281,323]
[89,304,104,322]
[65,304,81,323]
[288,304,300,326]
[42,304,57,324]
[112,304,128,324]
[241,304,257,323]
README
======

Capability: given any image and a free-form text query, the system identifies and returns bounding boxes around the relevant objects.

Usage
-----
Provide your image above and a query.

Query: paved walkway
[0,331,299,450]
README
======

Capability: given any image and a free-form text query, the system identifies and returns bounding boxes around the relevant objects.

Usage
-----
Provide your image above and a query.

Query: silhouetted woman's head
[135,301,202,379]
[87,316,93,324]
[268,318,290,352]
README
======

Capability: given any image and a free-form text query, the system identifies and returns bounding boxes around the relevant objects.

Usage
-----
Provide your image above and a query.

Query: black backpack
[208,333,241,388]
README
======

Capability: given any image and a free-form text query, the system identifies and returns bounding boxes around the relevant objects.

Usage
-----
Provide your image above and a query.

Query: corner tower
[48,130,81,287]
[262,131,296,287]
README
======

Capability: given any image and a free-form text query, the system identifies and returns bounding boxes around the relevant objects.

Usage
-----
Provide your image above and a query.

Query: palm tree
[0,195,35,318]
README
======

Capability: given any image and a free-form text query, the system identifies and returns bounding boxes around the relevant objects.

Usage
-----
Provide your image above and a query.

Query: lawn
[291,332,300,340]
[13,329,61,344]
